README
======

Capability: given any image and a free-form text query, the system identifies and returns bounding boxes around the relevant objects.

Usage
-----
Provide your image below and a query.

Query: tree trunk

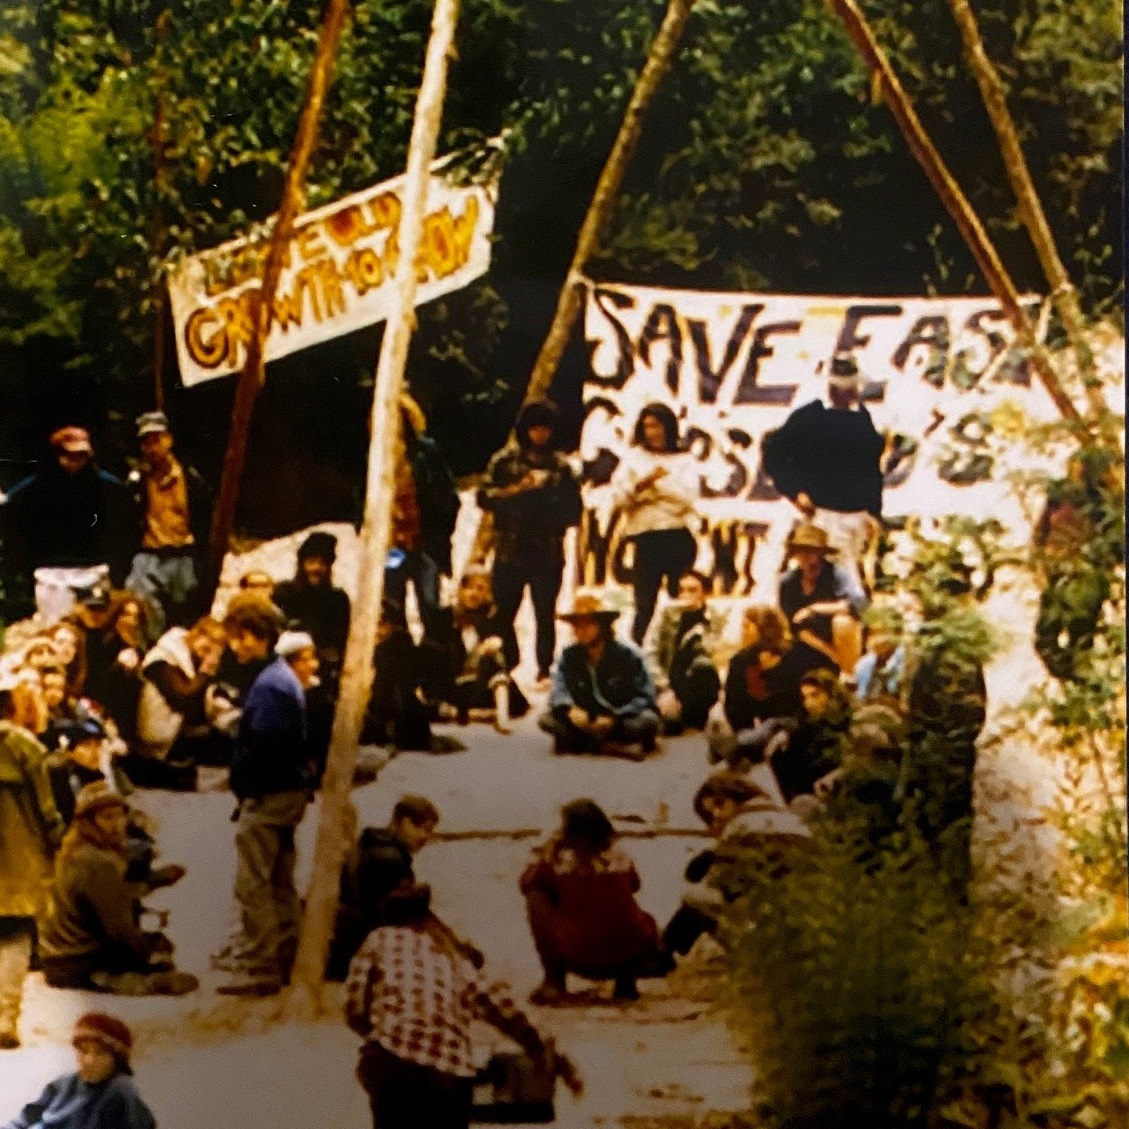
[943,0,1106,419]
[282,0,462,1019]
[207,0,352,575]
[826,0,1084,425]
[468,0,698,565]
[149,9,173,413]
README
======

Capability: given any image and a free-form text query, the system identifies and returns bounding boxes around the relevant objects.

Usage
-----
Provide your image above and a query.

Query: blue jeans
[383,549,441,635]
[126,551,200,634]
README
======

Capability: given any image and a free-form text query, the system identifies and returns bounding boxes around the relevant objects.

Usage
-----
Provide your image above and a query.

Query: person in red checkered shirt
[345,883,581,1129]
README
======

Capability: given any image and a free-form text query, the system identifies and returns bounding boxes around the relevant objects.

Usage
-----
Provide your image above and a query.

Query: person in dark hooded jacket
[476,399,582,681]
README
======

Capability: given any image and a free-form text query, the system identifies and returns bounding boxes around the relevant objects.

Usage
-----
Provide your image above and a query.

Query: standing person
[1,1013,156,1129]
[218,594,282,705]
[521,799,668,1004]
[609,404,700,644]
[645,570,724,733]
[761,355,886,586]
[0,680,65,1049]
[777,522,868,676]
[326,795,440,980]
[125,412,212,635]
[383,396,460,639]
[0,426,136,624]
[218,631,319,996]
[476,399,582,681]
[539,594,660,761]
[345,883,581,1129]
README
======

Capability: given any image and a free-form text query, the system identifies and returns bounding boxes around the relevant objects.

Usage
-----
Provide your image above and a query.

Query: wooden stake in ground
[944,0,1106,418]
[826,0,1083,425]
[284,0,462,1017]
[207,0,351,576]
[469,0,697,564]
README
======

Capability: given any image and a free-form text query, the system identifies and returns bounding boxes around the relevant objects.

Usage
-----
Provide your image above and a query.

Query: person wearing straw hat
[0,425,136,625]
[0,674,65,1048]
[125,411,212,636]
[218,630,319,996]
[761,354,885,587]
[777,521,868,677]
[1,1012,156,1128]
[538,593,660,761]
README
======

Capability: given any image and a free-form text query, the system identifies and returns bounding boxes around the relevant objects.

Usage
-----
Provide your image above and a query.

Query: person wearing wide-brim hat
[537,593,661,761]
[778,521,869,678]
[1,1012,157,1128]
[760,353,885,588]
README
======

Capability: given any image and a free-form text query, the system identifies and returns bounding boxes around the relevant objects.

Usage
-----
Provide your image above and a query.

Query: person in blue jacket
[2,1012,155,1129]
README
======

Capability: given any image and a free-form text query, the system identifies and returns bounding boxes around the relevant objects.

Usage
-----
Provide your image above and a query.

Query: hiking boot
[0,1030,19,1050]
[612,977,640,1002]
[148,864,187,891]
[148,971,199,996]
[602,741,650,762]
[529,981,570,1007]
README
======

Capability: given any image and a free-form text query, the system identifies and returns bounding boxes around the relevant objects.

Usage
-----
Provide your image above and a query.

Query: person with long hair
[609,403,699,644]
[82,593,152,742]
[521,799,668,1005]
[46,621,87,702]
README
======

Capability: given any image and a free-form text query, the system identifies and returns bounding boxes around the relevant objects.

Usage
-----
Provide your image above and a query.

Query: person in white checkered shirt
[345,883,581,1129]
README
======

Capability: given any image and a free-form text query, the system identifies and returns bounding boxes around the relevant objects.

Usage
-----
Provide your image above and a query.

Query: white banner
[577,282,1055,598]
[167,162,497,386]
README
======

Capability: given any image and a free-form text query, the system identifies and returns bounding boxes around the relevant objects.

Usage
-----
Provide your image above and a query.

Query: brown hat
[558,592,621,623]
[73,1012,134,1069]
[786,522,837,556]
[73,780,127,820]
[49,426,93,455]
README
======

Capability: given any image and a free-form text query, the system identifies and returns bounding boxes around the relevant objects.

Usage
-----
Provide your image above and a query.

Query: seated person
[38,783,198,996]
[45,718,184,892]
[520,799,667,1004]
[237,569,278,601]
[851,603,908,707]
[324,795,439,981]
[361,600,463,754]
[539,593,660,761]
[130,616,230,789]
[80,592,152,744]
[39,664,80,751]
[664,772,811,956]
[709,605,807,764]
[420,565,529,735]
[778,522,868,676]
[767,669,854,805]
[646,570,723,733]
[2,1013,157,1129]
[46,620,88,702]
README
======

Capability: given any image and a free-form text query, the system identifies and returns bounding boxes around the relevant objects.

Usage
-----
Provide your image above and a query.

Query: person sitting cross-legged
[538,593,660,761]
[645,569,723,734]
[521,800,670,1006]
[38,783,197,996]
[420,566,529,735]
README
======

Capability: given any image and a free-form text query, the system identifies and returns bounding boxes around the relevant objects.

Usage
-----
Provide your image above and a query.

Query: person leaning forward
[538,593,661,761]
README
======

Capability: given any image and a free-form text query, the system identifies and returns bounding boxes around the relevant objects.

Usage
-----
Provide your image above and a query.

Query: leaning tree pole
[283,0,463,1018]
[826,0,1084,425]
[207,0,352,578]
[943,0,1107,419]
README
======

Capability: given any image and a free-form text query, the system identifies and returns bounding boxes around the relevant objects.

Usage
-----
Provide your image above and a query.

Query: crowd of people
[0,364,1003,1128]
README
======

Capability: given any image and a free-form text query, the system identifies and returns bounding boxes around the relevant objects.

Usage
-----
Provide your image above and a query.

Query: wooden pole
[283,0,462,1018]
[207,0,351,574]
[149,9,172,413]
[943,0,1106,418]
[469,0,697,564]
[825,0,1083,425]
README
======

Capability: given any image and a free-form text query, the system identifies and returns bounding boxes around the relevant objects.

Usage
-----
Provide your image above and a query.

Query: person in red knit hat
[1,1012,156,1128]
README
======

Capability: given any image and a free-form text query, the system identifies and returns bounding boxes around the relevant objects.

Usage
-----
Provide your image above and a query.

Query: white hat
[275,631,316,658]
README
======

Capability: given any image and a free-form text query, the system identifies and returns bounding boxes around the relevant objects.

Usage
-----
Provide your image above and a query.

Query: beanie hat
[276,630,316,658]
[73,780,127,820]
[297,531,338,563]
[73,1013,133,1070]
[516,398,560,443]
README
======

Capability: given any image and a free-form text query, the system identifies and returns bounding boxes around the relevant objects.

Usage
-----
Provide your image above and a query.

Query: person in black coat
[325,795,440,981]
[762,355,885,585]
[476,398,582,680]
[0,426,137,623]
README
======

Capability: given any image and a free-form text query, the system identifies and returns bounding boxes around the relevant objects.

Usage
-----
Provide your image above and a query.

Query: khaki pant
[232,791,309,975]
[0,924,33,1046]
